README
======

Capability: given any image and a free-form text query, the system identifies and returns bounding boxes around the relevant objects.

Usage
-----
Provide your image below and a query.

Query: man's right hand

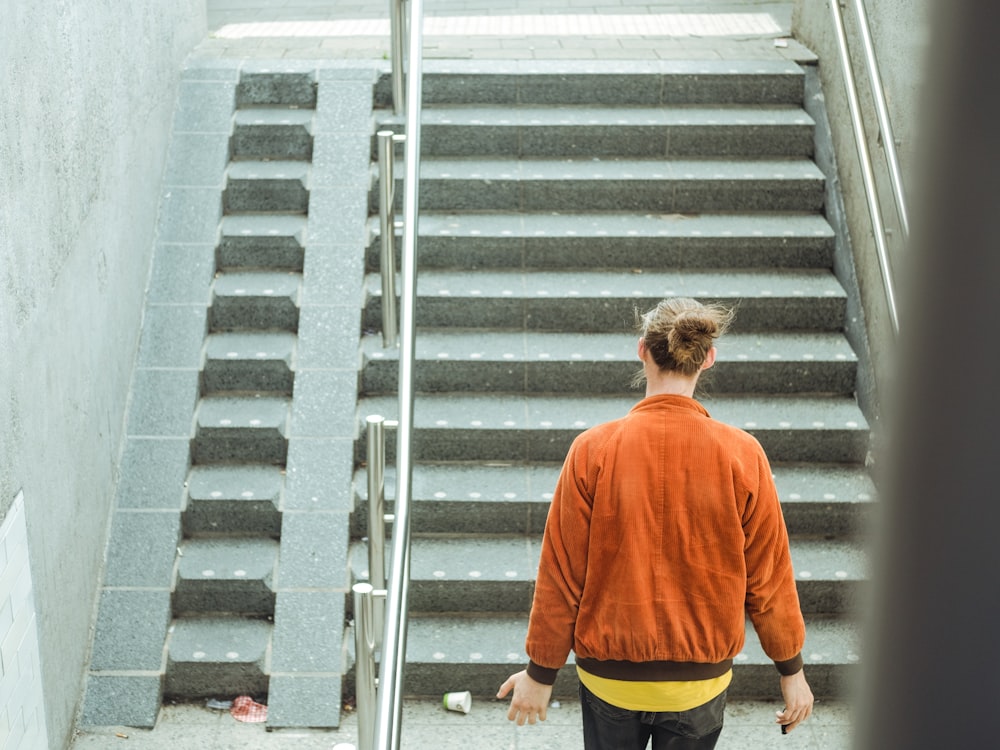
[497,669,554,726]
[775,669,814,733]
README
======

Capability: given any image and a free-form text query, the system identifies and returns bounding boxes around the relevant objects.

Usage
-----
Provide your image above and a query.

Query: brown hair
[633,298,734,385]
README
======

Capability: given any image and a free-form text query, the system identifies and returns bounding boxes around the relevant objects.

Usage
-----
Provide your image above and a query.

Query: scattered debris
[230,695,268,723]
[205,698,233,711]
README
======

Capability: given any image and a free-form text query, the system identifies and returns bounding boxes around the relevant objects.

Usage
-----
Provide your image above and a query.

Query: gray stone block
[310,134,371,188]
[155,187,222,244]
[115,437,189,510]
[103,511,181,588]
[79,675,163,729]
[315,81,376,134]
[284,438,355,511]
[295,306,361,369]
[137,305,207,368]
[172,80,236,133]
[290,370,359,437]
[276,511,350,589]
[126,368,199,437]
[306,186,370,246]
[147,244,215,304]
[163,133,231,188]
[89,590,171,671]
[300,243,365,305]
[266,674,342,728]
[271,591,346,672]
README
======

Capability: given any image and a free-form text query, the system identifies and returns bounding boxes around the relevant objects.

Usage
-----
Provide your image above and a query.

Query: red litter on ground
[230,695,268,723]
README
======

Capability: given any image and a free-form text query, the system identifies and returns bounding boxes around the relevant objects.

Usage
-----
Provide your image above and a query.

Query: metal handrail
[830,0,905,334]
[375,0,425,746]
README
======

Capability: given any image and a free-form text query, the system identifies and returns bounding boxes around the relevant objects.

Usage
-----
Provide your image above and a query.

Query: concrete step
[183,464,283,537]
[210,271,301,332]
[191,396,290,465]
[218,215,307,272]
[375,60,805,108]
[174,538,279,616]
[360,330,858,395]
[232,108,314,161]
[362,269,847,333]
[351,462,876,538]
[387,157,825,213]
[236,70,316,109]
[369,212,835,270]
[224,160,310,214]
[351,535,864,615]
[202,331,296,395]
[356,392,869,464]
[406,105,815,158]
[164,616,271,700]
[400,613,857,700]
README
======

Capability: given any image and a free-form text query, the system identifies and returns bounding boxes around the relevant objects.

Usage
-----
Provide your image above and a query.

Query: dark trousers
[579,681,726,750]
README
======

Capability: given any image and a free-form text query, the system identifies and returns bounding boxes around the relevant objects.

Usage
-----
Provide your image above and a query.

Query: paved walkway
[193,0,816,63]
[70,2,858,748]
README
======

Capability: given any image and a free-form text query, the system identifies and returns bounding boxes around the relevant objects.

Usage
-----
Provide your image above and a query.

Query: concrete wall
[792,0,929,451]
[0,1,206,747]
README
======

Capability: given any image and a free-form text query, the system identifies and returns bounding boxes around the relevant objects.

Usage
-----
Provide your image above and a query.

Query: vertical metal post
[352,583,377,750]
[377,130,399,348]
[389,0,407,115]
[366,415,387,646]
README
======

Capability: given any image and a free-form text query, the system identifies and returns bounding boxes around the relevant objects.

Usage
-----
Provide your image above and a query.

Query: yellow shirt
[577,665,732,712]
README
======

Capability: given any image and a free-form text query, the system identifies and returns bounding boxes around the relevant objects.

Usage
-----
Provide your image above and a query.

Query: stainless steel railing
[830,0,907,335]
[352,0,425,747]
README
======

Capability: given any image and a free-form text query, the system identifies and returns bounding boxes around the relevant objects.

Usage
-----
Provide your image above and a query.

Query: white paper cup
[443,690,472,714]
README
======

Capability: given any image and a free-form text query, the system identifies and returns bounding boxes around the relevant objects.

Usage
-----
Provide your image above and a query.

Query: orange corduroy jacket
[525,394,806,685]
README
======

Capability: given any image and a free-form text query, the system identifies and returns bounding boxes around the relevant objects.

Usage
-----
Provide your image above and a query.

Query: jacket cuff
[526,661,560,686]
[774,653,804,676]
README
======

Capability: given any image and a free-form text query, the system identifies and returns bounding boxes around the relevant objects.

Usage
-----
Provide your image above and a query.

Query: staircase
[354,60,873,703]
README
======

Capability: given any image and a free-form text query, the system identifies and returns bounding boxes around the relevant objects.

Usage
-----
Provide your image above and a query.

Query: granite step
[407,105,815,158]
[369,212,835,271]
[350,535,864,615]
[174,538,279,616]
[210,271,301,332]
[224,160,310,214]
[360,330,858,395]
[400,613,857,700]
[387,157,825,213]
[218,215,307,272]
[362,268,847,333]
[202,331,296,395]
[164,616,271,700]
[183,464,284,537]
[231,108,314,161]
[376,60,806,108]
[351,462,876,538]
[236,70,317,109]
[191,395,290,465]
[356,392,870,464]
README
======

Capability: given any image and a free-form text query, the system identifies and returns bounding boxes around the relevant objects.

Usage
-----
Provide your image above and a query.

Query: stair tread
[355,462,875,506]
[420,105,815,127]
[411,211,834,239]
[354,536,866,583]
[419,157,825,181]
[228,160,310,179]
[178,538,279,582]
[234,108,314,127]
[205,331,297,359]
[405,613,858,666]
[197,396,290,427]
[213,271,301,295]
[220,214,308,236]
[367,268,845,298]
[362,330,857,363]
[358,392,869,431]
[188,464,285,500]
[167,617,271,664]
